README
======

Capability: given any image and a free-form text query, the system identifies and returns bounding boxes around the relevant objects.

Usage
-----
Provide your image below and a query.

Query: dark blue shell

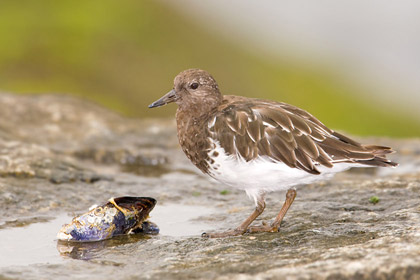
[68,211,138,241]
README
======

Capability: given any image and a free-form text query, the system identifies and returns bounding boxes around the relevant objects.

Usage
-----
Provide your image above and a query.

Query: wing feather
[208,96,397,174]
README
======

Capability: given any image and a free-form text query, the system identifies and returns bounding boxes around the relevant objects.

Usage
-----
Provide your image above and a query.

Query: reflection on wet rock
[57,234,152,260]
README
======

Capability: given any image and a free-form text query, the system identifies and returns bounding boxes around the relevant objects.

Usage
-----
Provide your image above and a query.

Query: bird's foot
[201,228,245,238]
[246,221,279,233]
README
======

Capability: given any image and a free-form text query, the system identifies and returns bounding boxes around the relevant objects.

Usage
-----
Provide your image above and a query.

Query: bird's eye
[190,83,199,90]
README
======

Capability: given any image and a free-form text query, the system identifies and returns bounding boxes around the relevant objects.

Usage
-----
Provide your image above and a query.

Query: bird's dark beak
[148,89,177,108]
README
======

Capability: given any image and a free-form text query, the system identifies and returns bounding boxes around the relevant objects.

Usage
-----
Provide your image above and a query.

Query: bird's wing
[208,98,395,174]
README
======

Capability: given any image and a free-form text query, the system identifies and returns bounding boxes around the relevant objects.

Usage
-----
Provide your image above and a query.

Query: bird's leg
[247,189,296,233]
[202,193,266,238]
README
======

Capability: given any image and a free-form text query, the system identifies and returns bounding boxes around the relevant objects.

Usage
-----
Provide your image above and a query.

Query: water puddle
[151,203,213,236]
[0,214,68,268]
[0,203,215,267]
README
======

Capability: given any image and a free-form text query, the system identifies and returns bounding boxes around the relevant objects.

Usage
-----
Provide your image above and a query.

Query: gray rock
[0,93,419,280]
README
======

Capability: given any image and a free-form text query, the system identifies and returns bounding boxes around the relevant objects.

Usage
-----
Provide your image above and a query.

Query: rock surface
[0,93,419,280]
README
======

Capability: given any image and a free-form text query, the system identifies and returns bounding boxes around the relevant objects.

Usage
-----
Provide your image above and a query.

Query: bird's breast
[176,111,213,174]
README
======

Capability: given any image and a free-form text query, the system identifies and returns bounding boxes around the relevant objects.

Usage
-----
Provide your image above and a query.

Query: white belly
[206,140,353,203]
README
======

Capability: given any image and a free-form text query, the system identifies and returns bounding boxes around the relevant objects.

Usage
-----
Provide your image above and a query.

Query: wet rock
[0,92,419,280]
[0,93,173,181]
[0,140,109,183]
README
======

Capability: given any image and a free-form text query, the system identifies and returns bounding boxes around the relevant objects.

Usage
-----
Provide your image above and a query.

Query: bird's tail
[356,144,398,167]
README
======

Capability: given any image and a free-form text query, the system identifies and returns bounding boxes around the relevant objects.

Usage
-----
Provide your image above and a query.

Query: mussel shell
[57,196,158,242]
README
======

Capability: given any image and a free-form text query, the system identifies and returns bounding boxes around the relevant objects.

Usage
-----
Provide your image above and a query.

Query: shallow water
[0,215,67,268]
[0,204,216,267]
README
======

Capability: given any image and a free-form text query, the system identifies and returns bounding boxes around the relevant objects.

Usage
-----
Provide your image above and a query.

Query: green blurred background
[0,0,419,137]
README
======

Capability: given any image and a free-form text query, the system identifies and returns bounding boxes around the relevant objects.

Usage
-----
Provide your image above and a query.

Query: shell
[57,196,158,242]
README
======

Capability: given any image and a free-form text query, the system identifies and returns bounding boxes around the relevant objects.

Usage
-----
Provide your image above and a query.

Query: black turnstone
[149,69,397,238]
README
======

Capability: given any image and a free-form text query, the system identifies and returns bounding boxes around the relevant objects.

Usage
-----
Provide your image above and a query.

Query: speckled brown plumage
[163,69,397,175]
[205,96,397,174]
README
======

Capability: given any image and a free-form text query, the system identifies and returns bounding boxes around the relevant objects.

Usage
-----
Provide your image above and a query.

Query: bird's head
[149,69,222,111]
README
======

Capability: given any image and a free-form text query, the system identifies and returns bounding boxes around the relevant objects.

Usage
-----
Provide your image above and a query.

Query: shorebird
[149,69,397,238]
